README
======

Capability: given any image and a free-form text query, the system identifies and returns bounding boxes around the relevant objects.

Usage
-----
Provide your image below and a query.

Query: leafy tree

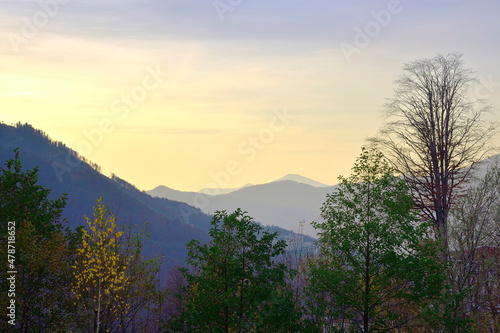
[72,199,163,333]
[0,149,80,332]
[167,209,299,333]
[72,198,131,333]
[308,147,445,332]
[372,53,498,245]
[0,220,79,332]
[0,148,68,237]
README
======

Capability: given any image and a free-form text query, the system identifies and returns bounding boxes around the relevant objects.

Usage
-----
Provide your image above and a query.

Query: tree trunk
[97,275,101,333]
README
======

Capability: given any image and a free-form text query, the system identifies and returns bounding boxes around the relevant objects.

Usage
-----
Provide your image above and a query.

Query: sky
[1,0,500,191]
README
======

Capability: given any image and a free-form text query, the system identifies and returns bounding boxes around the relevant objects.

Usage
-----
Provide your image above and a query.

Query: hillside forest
[1,54,500,332]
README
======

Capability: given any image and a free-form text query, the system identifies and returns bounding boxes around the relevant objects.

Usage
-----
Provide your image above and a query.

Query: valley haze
[149,174,334,236]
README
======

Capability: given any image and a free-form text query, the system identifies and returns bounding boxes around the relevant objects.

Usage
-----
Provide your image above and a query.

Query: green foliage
[308,147,446,332]
[0,148,67,237]
[167,209,299,332]
[0,149,78,331]
[0,150,165,332]
[419,287,475,333]
[4,140,494,332]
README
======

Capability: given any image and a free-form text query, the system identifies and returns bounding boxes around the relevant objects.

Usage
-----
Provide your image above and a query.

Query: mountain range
[2,122,498,266]
[148,175,336,236]
[0,123,215,270]
[148,153,500,237]
[195,174,328,196]
[0,123,313,274]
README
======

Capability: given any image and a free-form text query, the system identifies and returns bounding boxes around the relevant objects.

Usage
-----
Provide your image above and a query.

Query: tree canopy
[167,209,298,333]
[308,147,445,332]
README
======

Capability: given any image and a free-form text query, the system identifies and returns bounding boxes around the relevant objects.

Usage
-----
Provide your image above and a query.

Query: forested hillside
[1,53,499,333]
[0,122,211,268]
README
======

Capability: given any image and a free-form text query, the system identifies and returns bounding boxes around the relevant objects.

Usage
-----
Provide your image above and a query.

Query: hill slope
[149,179,337,236]
[0,122,211,269]
[148,154,500,237]
[0,123,310,268]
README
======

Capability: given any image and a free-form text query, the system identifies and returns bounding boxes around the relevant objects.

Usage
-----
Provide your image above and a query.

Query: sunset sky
[1,0,499,191]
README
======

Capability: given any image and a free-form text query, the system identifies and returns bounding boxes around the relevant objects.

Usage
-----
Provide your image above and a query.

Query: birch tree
[72,198,130,333]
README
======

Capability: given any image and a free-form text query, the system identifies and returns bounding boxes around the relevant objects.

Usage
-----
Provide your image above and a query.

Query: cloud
[1,0,350,45]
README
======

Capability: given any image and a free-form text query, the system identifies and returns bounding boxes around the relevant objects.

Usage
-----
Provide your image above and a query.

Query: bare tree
[279,220,317,312]
[448,159,500,331]
[162,265,187,322]
[372,53,497,246]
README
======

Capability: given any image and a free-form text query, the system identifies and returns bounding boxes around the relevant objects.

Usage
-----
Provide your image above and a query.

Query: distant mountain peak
[272,174,329,187]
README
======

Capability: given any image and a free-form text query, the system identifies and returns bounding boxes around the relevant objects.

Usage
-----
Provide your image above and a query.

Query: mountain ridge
[148,178,338,236]
[0,123,212,271]
[271,174,329,187]
[147,154,500,237]
[0,123,312,270]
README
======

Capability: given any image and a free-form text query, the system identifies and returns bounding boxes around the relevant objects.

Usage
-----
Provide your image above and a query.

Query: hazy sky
[1,0,499,191]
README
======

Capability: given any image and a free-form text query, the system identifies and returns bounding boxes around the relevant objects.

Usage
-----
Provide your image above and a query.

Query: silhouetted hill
[148,185,204,205]
[0,122,211,270]
[272,174,329,187]
[149,179,337,237]
[147,182,317,241]
[148,156,500,237]
[192,180,337,237]
[0,122,310,269]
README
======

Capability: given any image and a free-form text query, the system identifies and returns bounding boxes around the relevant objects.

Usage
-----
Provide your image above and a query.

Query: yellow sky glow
[1,1,499,191]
